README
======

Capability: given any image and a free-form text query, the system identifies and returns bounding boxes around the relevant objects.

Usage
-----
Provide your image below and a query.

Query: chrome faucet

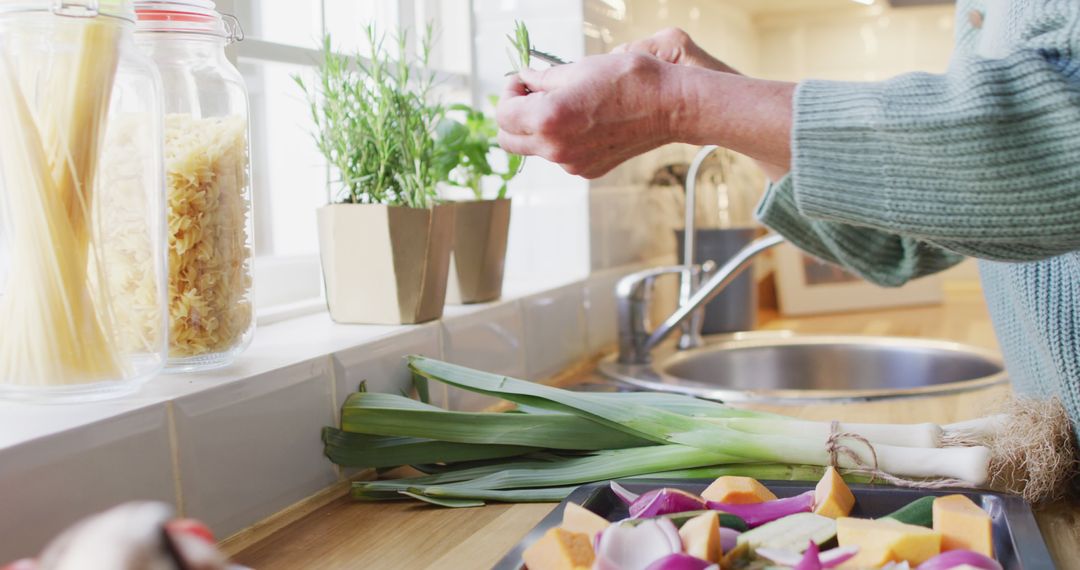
[615,146,785,365]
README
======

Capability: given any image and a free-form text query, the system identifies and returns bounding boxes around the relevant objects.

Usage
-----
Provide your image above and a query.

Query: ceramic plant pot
[317,203,455,324]
[445,198,511,304]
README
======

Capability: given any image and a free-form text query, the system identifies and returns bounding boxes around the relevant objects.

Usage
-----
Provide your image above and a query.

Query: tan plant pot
[317,203,455,324]
[446,198,511,304]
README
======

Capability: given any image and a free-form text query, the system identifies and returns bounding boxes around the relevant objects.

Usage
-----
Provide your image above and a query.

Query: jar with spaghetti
[0,0,168,401]
[134,0,254,371]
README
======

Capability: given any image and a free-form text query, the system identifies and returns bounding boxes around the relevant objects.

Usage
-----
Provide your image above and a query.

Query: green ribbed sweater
[757,0,1080,426]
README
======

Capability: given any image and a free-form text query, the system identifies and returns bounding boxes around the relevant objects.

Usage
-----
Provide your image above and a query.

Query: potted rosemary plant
[436,103,521,304]
[297,28,454,324]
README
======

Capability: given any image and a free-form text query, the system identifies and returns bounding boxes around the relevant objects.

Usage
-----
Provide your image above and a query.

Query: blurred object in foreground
[1,502,248,570]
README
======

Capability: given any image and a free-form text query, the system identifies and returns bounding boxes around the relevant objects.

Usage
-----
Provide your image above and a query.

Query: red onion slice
[706,491,815,527]
[642,553,714,570]
[630,488,708,519]
[718,527,740,554]
[916,550,1003,570]
[757,544,859,569]
[610,481,640,506]
[593,519,682,570]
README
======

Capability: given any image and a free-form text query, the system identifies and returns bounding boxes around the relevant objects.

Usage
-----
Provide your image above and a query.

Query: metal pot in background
[657,147,766,335]
[676,227,759,334]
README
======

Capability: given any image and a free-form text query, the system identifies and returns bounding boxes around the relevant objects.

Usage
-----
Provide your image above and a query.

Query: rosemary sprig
[295,25,444,208]
[506,20,530,72]
[529,48,569,66]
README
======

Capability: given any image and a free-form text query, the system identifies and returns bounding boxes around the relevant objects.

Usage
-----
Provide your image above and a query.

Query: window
[217,0,474,322]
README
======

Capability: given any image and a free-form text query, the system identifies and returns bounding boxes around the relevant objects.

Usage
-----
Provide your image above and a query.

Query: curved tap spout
[615,233,785,365]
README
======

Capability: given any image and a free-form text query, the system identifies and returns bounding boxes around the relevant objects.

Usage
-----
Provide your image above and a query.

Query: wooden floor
[231,283,1080,569]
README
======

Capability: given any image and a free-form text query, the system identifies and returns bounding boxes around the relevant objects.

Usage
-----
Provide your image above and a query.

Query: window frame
[218,0,476,324]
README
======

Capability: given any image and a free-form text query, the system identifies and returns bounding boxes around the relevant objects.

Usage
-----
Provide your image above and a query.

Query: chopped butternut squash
[523,527,594,570]
[837,517,942,568]
[814,466,856,519]
[701,476,777,504]
[560,502,610,538]
[678,511,722,562]
[933,494,994,557]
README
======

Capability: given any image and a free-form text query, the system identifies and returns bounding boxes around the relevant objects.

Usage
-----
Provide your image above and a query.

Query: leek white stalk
[709,418,943,448]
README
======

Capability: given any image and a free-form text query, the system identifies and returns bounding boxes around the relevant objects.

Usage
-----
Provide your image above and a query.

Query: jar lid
[133,0,242,42]
[0,0,135,21]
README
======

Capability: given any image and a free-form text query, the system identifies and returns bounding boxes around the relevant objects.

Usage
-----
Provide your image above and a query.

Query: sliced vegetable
[718,527,740,554]
[700,476,777,504]
[795,541,824,570]
[932,495,993,557]
[837,517,942,567]
[656,510,747,532]
[561,502,609,537]
[678,511,721,563]
[916,550,1003,570]
[814,466,856,519]
[757,544,859,569]
[522,527,594,570]
[642,553,715,570]
[737,512,837,553]
[630,488,707,518]
[610,481,640,505]
[883,496,935,528]
[707,490,815,527]
[595,519,682,570]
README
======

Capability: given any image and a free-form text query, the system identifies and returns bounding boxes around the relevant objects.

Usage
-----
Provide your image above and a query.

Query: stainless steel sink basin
[598,331,1007,403]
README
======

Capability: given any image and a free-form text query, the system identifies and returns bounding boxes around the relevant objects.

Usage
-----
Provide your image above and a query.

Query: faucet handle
[615,264,699,365]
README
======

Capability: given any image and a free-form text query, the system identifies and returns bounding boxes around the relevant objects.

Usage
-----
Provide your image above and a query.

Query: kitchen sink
[597,331,1007,403]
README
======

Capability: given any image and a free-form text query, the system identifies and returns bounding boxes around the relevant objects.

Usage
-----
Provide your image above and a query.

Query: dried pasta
[164,114,252,358]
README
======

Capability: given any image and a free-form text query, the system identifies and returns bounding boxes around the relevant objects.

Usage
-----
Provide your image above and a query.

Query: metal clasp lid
[51,0,99,17]
[222,12,243,43]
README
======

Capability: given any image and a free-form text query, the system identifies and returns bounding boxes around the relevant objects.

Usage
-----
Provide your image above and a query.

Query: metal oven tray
[493,479,1053,570]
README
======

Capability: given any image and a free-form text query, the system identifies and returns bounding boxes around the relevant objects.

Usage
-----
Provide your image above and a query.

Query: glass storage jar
[134,0,254,371]
[0,0,168,402]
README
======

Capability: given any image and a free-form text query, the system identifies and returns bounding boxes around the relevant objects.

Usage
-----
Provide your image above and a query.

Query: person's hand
[612,27,738,74]
[496,53,683,179]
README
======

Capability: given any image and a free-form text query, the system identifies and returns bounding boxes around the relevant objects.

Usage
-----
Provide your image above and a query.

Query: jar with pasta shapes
[134,0,254,371]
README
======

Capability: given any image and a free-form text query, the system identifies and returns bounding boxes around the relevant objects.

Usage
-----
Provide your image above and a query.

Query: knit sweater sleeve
[757,177,966,287]
[763,12,1080,265]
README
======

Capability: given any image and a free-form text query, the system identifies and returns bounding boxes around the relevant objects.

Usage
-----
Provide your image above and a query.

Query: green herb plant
[434,100,522,200]
[296,25,445,208]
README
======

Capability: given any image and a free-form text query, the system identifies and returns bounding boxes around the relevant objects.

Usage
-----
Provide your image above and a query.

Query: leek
[407,357,992,483]
[342,392,651,450]
[323,428,537,468]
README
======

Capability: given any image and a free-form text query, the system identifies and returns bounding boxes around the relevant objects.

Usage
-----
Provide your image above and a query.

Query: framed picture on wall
[773,243,944,316]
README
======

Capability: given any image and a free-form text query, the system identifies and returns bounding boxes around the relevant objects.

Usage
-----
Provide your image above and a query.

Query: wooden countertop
[231,283,1080,569]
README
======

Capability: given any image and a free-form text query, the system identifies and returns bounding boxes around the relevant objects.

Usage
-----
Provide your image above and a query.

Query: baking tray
[492,479,1054,570]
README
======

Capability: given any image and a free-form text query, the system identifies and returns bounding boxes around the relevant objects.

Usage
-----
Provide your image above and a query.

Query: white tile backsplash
[171,358,337,538]
[0,404,176,562]
[521,282,588,381]
[332,325,444,411]
[584,264,652,355]
[440,300,528,410]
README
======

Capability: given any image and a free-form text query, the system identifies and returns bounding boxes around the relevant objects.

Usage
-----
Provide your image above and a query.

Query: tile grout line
[165,401,185,517]
[325,354,344,483]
